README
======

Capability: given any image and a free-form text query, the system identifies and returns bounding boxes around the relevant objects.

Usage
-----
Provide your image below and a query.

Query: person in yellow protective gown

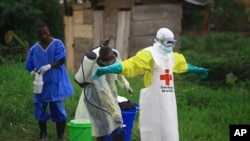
[93,28,209,141]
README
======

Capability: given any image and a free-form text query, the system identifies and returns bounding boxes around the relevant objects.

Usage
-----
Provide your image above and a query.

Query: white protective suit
[74,48,132,137]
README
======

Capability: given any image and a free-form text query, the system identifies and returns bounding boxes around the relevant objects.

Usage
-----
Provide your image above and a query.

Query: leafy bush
[0,0,64,46]
[212,0,250,31]
[182,0,250,32]
[181,32,250,88]
[32,0,64,41]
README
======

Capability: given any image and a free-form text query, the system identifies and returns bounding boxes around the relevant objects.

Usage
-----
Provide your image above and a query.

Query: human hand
[195,67,209,79]
[93,67,111,79]
[30,70,37,78]
[187,64,209,79]
[93,63,122,79]
[38,64,51,75]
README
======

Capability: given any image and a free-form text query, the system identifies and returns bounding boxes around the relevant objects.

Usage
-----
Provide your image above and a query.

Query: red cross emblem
[160,69,172,86]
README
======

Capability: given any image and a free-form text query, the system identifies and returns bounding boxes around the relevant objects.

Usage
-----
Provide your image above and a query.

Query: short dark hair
[99,46,113,57]
[35,21,48,29]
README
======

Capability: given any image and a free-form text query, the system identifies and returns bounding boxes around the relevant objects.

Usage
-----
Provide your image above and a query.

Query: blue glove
[93,63,122,79]
[187,64,209,79]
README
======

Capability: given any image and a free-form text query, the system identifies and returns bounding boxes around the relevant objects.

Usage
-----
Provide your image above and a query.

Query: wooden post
[64,16,75,72]
[116,10,131,60]
[202,5,211,34]
[93,10,104,47]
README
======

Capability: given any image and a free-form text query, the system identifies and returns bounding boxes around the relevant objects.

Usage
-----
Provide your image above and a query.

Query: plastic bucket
[106,103,139,141]
[68,119,92,141]
[33,73,43,94]
[33,81,43,94]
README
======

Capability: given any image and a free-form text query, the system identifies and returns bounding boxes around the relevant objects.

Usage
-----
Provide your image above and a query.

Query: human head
[156,28,175,42]
[97,46,116,66]
[155,28,176,55]
[35,21,51,43]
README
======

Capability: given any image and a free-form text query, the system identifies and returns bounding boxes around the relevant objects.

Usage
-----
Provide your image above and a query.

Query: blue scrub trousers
[34,101,67,122]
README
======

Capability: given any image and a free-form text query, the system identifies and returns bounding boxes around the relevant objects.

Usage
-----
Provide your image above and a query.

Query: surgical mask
[159,45,172,55]
[157,39,175,55]
[159,43,174,55]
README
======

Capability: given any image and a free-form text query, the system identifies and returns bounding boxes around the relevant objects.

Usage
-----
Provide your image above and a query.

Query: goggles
[158,38,176,47]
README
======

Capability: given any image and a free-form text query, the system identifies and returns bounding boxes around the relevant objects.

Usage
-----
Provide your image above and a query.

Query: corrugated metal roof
[184,0,213,6]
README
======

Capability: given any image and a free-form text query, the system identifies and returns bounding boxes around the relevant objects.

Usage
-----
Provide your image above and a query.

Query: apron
[74,57,124,137]
[74,91,90,120]
[139,46,179,141]
[84,64,121,137]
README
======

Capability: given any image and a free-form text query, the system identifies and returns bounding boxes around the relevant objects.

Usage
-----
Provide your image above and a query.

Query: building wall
[64,1,182,71]
[129,4,182,57]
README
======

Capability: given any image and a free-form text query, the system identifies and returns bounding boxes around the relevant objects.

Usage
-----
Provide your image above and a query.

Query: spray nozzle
[101,39,110,47]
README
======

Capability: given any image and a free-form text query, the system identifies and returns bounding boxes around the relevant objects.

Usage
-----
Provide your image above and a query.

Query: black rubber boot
[56,121,66,141]
[96,135,106,141]
[112,133,125,141]
[95,136,107,141]
[38,121,48,141]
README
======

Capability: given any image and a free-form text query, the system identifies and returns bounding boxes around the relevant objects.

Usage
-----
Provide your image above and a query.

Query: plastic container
[33,73,43,94]
[68,119,92,141]
[106,103,139,141]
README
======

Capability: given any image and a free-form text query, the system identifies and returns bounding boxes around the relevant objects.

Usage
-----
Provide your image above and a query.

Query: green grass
[1,54,250,140]
[175,79,249,141]
[0,15,249,139]
[123,75,250,141]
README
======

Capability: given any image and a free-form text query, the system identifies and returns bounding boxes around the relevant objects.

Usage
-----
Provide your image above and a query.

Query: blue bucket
[106,103,139,141]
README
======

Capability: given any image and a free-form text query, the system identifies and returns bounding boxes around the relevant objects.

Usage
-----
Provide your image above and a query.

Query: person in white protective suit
[74,45,133,141]
[93,28,209,141]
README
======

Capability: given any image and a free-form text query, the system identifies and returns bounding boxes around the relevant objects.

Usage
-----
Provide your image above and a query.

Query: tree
[0,0,64,46]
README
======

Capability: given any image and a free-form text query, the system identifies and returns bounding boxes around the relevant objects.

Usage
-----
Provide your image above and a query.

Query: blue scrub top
[25,38,74,103]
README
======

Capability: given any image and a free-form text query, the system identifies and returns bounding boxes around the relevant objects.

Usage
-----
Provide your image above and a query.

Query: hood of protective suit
[155,28,176,56]
[156,28,175,42]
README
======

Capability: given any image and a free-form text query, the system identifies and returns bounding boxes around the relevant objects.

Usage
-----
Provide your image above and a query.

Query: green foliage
[212,0,250,31]
[0,0,64,46]
[0,61,36,140]
[225,73,238,86]
[0,0,40,44]
[33,0,65,41]
[182,0,250,31]
[175,82,250,141]
[181,32,250,87]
